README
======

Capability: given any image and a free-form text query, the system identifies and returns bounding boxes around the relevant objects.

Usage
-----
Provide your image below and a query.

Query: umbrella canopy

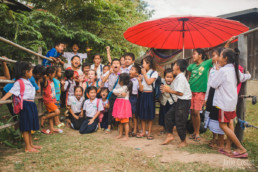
[124,16,249,50]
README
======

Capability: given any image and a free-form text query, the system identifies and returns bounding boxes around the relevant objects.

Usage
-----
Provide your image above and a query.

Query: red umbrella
[124,16,248,58]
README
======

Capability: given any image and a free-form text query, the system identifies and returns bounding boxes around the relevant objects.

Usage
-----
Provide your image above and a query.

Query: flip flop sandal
[189,134,196,139]
[25,149,40,153]
[136,133,146,138]
[147,135,154,140]
[231,151,248,158]
[218,149,232,157]
[41,129,52,135]
[131,133,137,137]
[105,129,111,134]
[194,136,201,142]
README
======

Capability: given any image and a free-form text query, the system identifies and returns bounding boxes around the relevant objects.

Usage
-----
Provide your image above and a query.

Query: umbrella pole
[183,41,185,59]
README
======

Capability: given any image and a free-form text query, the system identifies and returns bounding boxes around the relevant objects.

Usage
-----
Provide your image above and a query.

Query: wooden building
[219,8,258,80]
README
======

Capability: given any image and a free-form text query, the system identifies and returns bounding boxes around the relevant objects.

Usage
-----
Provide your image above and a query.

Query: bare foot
[31,145,42,150]
[25,148,40,153]
[122,137,129,141]
[177,142,188,148]
[116,135,123,139]
[41,117,45,128]
[161,136,174,145]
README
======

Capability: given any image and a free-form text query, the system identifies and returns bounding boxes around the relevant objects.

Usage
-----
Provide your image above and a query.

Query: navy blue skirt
[129,95,137,115]
[19,101,39,132]
[159,101,173,126]
[139,92,155,120]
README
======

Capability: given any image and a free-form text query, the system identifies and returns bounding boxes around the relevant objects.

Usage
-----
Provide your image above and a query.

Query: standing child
[102,59,122,133]
[123,53,135,73]
[0,61,41,152]
[136,56,158,140]
[161,59,192,147]
[41,66,60,134]
[98,87,110,130]
[61,69,76,106]
[53,66,64,127]
[205,48,225,149]
[187,48,213,141]
[120,56,126,71]
[112,73,132,140]
[82,69,101,100]
[67,86,84,130]
[90,46,112,79]
[81,62,91,83]
[101,65,110,87]
[210,48,251,158]
[64,55,83,84]
[159,68,177,137]
[129,65,143,136]
[79,86,104,134]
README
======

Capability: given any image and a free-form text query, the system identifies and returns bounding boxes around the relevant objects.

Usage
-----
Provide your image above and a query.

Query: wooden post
[235,34,248,142]
[37,47,43,114]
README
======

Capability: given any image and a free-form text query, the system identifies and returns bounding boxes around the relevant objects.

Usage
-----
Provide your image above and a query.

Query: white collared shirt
[131,77,139,95]
[64,80,76,96]
[159,79,177,106]
[205,66,216,101]
[67,96,84,113]
[91,64,104,79]
[142,69,158,91]
[210,64,251,111]
[9,78,36,100]
[121,65,133,74]
[103,71,120,92]
[63,52,87,65]
[173,73,192,100]
[83,98,104,118]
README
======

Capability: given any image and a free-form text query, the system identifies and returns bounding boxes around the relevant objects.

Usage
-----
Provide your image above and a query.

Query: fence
[0,36,53,130]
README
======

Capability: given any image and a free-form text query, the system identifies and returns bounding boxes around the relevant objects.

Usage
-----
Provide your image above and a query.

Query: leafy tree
[0,0,153,63]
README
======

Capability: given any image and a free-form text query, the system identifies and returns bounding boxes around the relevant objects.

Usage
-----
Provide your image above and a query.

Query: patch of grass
[179,143,218,154]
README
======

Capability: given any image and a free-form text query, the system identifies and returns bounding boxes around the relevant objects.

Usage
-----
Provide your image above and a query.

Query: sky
[145,0,258,19]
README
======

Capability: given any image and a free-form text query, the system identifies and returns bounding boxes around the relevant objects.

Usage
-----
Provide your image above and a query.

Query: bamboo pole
[0,36,52,61]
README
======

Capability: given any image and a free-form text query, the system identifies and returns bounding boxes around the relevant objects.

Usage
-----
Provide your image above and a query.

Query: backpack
[13,79,25,114]
[150,71,162,100]
[61,80,71,108]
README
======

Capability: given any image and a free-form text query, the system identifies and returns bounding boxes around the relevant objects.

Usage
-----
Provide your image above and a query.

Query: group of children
[0,40,251,158]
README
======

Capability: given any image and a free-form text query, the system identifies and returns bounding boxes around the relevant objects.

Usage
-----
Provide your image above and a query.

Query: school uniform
[130,77,139,115]
[64,80,76,97]
[121,65,133,74]
[172,73,192,141]
[104,71,120,126]
[91,64,104,79]
[210,64,251,123]
[204,66,224,134]
[100,99,109,129]
[9,78,39,132]
[159,79,177,129]
[139,69,158,120]
[67,96,84,130]
[3,76,39,121]
[79,98,104,134]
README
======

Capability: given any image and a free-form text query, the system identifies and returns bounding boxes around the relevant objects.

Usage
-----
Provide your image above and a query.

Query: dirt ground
[104,125,254,169]
[0,125,255,171]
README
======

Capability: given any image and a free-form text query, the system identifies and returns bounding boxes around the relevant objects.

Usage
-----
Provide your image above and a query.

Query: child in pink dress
[112,73,132,140]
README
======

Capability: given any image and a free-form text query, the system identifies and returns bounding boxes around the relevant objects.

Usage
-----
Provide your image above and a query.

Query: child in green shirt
[187,48,213,141]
